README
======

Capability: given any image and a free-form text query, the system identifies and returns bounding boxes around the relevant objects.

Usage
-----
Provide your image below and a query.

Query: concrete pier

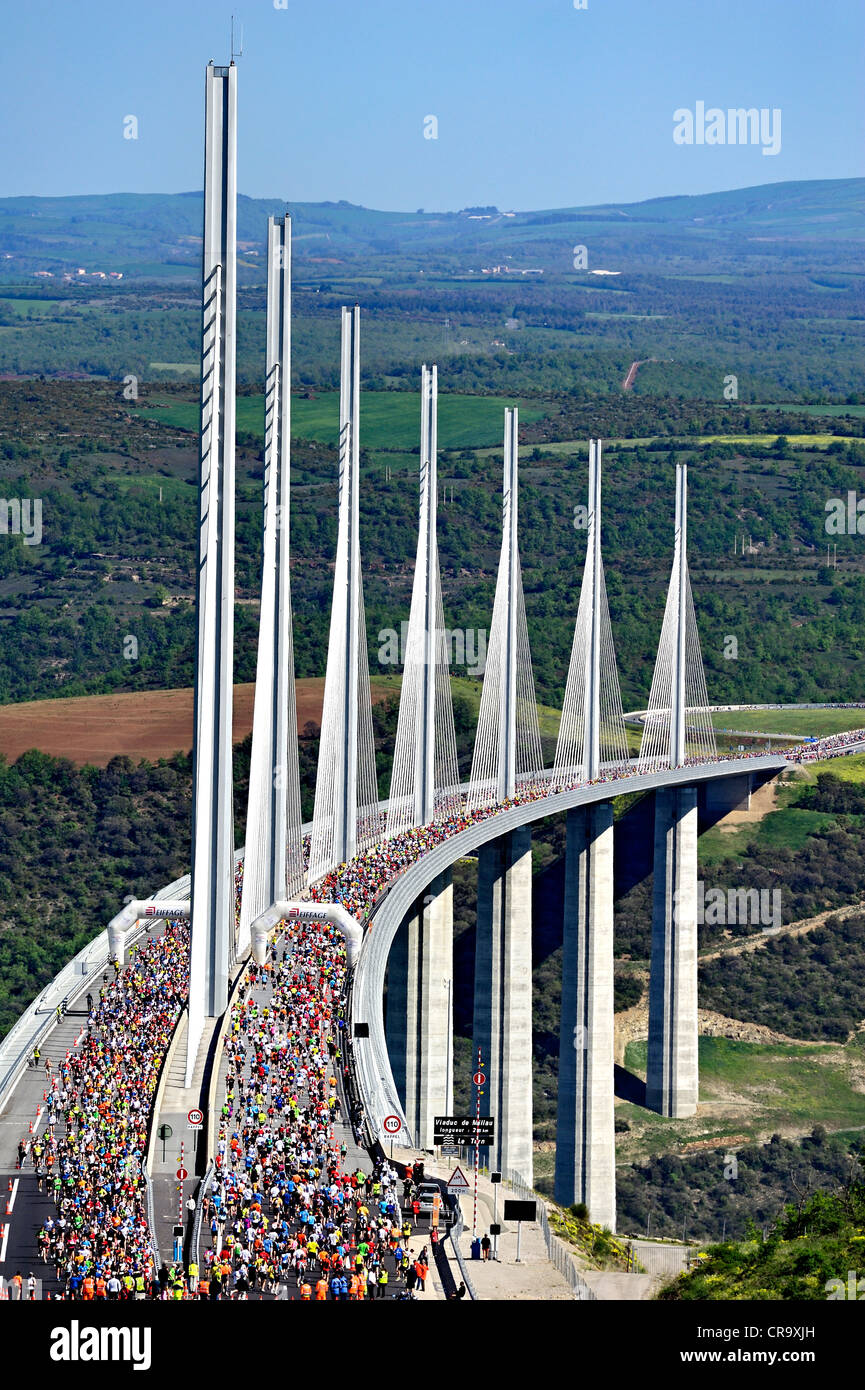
[474,827,533,1182]
[646,786,699,1116]
[384,870,453,1148]
[554,803,616,1230]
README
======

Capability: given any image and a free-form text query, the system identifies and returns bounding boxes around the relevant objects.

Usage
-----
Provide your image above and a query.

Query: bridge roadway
[351,754,790,1145]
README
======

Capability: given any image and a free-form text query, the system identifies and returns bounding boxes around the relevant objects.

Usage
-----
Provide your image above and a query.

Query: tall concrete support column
[384,871,453,1147]
[474,827,533,1181]
[554,804,616,1229]
[646,786,699,1116]
[188,61,238,1083]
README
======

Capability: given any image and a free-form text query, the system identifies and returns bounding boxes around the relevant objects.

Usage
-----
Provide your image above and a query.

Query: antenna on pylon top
[230,14,244,62]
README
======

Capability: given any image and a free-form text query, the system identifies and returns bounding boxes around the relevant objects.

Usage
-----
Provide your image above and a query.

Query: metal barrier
[504,1170,598,1301]
[446,1193,478,1300]
[626,1240,693,1276]
[143,1171,161,1272]
[192,1160,216,1271]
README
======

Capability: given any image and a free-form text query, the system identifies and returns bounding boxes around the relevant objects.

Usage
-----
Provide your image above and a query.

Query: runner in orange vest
[299,1281,312,1301]
[349,1273,359,1300]
[315,1277,328,1301]
[95,1275,107,1299]
[82,1275,95,1300]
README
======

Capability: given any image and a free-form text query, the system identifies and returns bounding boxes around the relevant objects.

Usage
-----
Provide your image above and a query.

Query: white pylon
[309,307,378,881]
[553,440,628,786]
[187,61,238,1085]
[386,365,459,838]
[468,408,543,810]
[638,463,716,769]
[239,215,304,959]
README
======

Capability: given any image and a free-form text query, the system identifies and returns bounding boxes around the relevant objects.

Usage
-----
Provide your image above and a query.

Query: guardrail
[446,1194,477,1300]
[504,1170,597,1301]
[192,1159,216,1271]
[0,865,194,1117]
[0,925,145,1118]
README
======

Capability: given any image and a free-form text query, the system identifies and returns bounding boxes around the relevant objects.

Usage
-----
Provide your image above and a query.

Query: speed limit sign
[383,1115,401,1135]
[187,1108,204,1127]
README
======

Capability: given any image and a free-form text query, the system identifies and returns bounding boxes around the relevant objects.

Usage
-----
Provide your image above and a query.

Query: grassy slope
[135,392,547,450]
[618,1037,865,1161]
[709,708,865,737]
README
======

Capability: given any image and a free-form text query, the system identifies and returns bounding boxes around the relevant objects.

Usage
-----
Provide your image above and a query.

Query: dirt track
[0,678,394,767]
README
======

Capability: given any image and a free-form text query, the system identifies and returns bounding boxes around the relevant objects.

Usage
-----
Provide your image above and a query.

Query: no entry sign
[176,1167,188,1181]
[473,1071,486,1086]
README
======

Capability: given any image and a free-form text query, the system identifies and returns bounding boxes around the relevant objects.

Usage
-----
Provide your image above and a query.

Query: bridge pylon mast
[238,215,304,958]
[187,61,238,1084]
[385,366,459,838]
[308,307,378,882]
[638,463,716,770]
[553,440,627,786]
[468,409,542,810]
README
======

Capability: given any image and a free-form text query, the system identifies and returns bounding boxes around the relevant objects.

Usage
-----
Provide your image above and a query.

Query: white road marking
[5,1180,18,1214]
[0,1224,8,1262]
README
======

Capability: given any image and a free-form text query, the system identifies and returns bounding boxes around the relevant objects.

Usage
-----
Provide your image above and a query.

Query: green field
[136,392,547,450]
[813,752,865,784]
[697,806,841,868]
[477,433,844,458]
[0,296,73,317]
[710,707,865,737]
[618,1036,865,1159]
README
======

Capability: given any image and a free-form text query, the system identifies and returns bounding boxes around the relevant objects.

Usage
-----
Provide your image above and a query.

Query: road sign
[157,1123,172,1140]
[473,1071,486,1086]
[187,1108,203,1127]
[504,1199,536,1222]
[383,1115,401,1135]
[440,1143,460,1156]
[446,1165,471,1193]
[434,1116,494,1146]
[176,1167,188,1181]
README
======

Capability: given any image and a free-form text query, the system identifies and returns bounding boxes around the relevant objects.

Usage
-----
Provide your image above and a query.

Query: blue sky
[3,0,862,208]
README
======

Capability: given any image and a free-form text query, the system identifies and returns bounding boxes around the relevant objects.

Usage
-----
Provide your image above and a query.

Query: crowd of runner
[199,918,432,1300]
[22,922,189,1299]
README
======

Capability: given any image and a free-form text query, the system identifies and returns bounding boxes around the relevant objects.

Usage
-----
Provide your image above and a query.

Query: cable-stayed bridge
[2,60,864,1291]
